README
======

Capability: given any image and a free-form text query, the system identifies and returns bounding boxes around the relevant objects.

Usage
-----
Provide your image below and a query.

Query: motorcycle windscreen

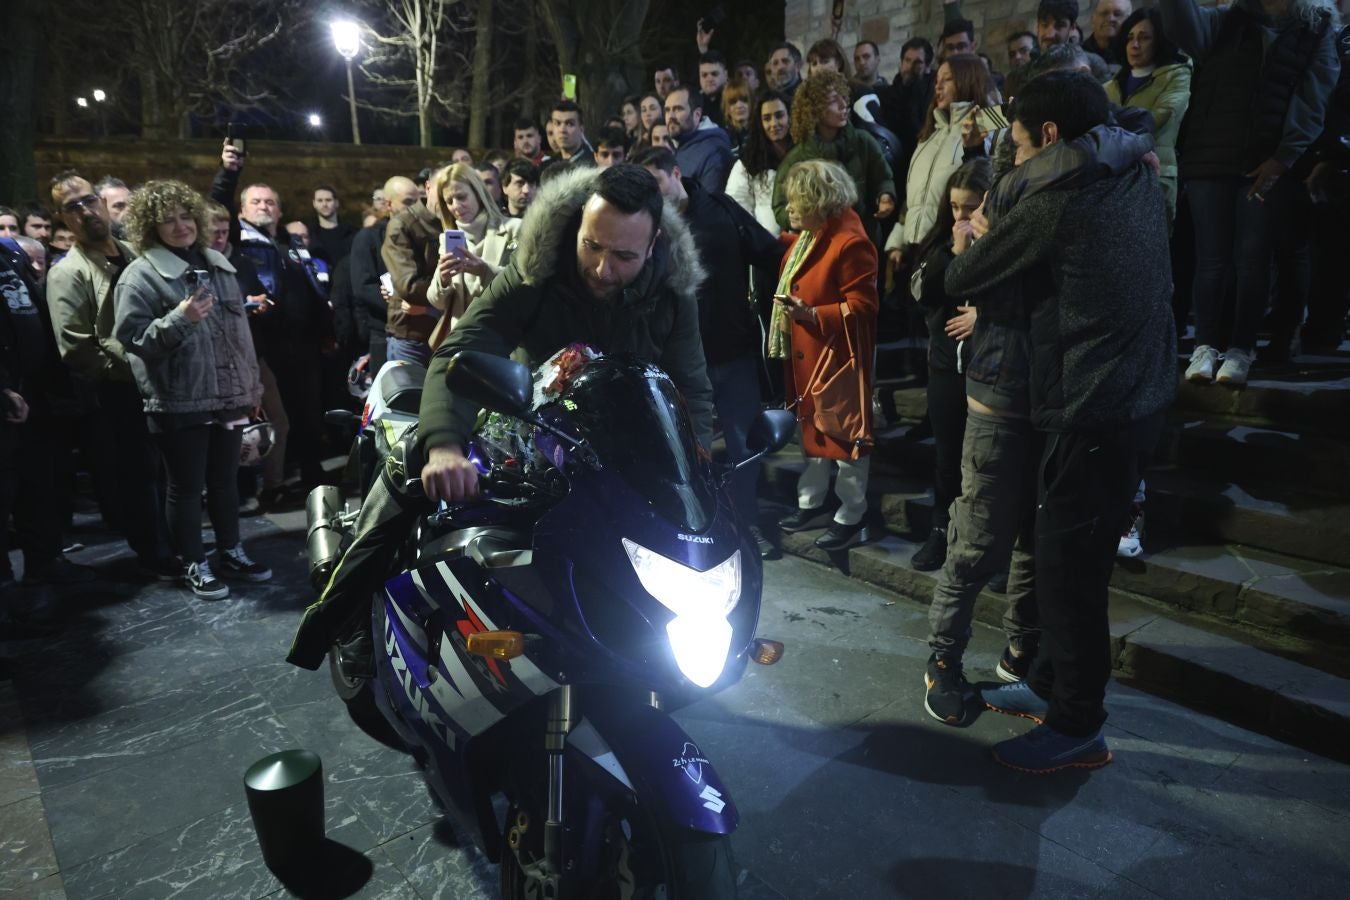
[562,358,716,533]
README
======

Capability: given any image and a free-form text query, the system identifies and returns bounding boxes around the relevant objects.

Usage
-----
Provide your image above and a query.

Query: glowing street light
[307,113,323,128]
[76,97,88,108]
[331,20,362,145]
[92,89,107,102]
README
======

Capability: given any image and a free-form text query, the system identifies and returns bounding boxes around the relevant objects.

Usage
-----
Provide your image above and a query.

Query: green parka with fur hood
[416,167,715,455]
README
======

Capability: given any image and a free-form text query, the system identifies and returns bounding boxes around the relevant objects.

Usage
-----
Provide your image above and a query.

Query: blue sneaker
[992,724,1112,773]
[981,681,1049,725]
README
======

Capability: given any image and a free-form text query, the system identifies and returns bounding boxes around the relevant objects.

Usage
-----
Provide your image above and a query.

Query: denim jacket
[113,246,262,415]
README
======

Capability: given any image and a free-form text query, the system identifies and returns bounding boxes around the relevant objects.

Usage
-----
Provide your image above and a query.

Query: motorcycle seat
[376,362,427,415]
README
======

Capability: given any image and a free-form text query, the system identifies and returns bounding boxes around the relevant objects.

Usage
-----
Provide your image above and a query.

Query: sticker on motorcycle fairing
[672,742,710,785]
[699,785,726,813]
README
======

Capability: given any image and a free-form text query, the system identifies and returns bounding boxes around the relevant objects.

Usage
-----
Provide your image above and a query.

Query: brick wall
[34,137,454,225]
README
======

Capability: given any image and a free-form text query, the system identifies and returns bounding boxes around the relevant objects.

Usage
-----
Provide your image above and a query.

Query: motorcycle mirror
[732,408,797,474]
[324,409,362,429]
[746,409,797,456]
[445,350,533,418]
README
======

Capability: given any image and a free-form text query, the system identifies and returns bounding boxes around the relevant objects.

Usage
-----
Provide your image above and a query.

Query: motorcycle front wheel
[499,793,737,900]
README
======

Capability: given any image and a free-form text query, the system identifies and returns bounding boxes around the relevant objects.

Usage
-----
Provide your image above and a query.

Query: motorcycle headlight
[622,538,740,688]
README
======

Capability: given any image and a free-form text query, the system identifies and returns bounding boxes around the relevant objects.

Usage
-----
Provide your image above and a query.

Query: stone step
[1172,367,1350,437]
[760,451,1350,670]
[765,529,1350,764]
[1172,420,1350,499]
[1145,470,1350,569]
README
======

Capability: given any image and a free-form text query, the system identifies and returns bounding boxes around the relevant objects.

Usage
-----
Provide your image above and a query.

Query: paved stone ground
[2,507,1349,899]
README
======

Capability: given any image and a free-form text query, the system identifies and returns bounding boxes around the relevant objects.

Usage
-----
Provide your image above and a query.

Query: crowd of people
[1,0,1346,773]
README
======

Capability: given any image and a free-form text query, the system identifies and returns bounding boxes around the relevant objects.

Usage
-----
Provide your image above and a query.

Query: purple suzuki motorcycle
[308,350,793,898]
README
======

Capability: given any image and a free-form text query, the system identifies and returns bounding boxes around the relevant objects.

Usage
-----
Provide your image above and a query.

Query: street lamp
[76,97,88,108]
[308,113,323,128]
[92,89,106,102]
[331,20,362,145]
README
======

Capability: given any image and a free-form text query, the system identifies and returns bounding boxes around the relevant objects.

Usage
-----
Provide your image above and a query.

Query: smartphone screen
[441,229,468,257]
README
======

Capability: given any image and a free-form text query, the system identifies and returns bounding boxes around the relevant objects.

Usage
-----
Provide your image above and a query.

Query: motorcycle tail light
[466,631,525,660]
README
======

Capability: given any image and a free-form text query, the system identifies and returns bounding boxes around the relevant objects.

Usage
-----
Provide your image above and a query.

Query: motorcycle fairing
[577,700,740,835]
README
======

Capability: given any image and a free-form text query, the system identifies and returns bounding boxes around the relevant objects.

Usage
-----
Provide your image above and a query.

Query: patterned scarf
[768,230,817,359]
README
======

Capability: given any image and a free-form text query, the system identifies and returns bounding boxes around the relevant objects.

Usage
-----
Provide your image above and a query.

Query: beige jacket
[426,216,522,323]
[45,239,138,382]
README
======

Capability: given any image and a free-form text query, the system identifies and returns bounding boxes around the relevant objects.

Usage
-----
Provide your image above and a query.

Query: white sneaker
[1117,523,1143,558]
[1117,504,1144,559]
[1216,347,1254,386]
[1185,345,1220,383]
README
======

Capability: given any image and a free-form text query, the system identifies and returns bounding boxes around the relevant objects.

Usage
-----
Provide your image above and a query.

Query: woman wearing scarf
[772,160,880,552]
[425,163,521,346]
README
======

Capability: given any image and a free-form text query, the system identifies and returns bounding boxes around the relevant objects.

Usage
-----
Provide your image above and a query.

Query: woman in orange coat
[771,159,879,551]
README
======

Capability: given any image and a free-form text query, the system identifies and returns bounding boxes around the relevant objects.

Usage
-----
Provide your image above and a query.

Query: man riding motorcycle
[288,164,715,676]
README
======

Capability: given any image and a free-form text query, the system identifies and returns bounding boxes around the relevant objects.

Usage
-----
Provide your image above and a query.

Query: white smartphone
[440,229,468,257]
[379,272,394,295]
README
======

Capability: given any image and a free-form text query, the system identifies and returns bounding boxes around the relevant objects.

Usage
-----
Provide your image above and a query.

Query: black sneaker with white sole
[186,560,230,600]
[217,546,273,582]
[995,644,1035,683]
[923,654,971,725]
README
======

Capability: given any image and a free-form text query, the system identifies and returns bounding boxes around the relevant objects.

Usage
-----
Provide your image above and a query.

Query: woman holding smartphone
[772,160,880,551]
[426,163,521,342]
[114,180,269,600]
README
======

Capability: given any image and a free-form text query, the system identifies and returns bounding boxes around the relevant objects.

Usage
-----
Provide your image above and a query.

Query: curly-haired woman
[771,70,896,246]
[114,180,268,600]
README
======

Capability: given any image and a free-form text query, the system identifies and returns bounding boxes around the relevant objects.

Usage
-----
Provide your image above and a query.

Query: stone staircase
[757,340,1350,763]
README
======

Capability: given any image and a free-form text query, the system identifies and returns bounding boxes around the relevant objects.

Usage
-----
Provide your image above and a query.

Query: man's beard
[581,269,626,303]
[81,214,110,242]
[246,213,275,231]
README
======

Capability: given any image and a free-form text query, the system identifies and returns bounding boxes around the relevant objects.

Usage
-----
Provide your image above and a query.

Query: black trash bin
[244,749,325,872]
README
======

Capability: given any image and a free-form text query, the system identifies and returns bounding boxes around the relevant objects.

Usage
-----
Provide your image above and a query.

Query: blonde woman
[113,180,268,600]
[772,160,880,551]
[426,163,521,341]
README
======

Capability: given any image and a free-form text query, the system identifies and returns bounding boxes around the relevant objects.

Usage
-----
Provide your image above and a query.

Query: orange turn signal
[466,630,525,660]
[751,638,785,665]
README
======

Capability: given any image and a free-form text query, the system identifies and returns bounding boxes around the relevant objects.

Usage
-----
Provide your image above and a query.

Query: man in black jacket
[945,72,1175,774]
[211,144,334,490]
[288,165,714,675]
[634,146,785,556]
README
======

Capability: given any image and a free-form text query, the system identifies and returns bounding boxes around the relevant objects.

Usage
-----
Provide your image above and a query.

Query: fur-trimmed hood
[512,166,707,306]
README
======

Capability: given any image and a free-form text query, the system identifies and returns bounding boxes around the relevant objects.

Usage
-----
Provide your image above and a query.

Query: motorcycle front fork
[543,684,575,879]
[525,686,661,895]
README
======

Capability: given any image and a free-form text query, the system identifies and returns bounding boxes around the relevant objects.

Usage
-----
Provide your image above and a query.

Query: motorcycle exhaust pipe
[305,485,345,591]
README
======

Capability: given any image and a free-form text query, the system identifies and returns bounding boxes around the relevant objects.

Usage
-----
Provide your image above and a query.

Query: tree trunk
[468,0,494,150]
[0,0,40,204]
[417,44,432,148]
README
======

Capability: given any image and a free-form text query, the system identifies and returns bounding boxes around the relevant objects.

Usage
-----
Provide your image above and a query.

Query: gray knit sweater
[945,163,1177,432]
